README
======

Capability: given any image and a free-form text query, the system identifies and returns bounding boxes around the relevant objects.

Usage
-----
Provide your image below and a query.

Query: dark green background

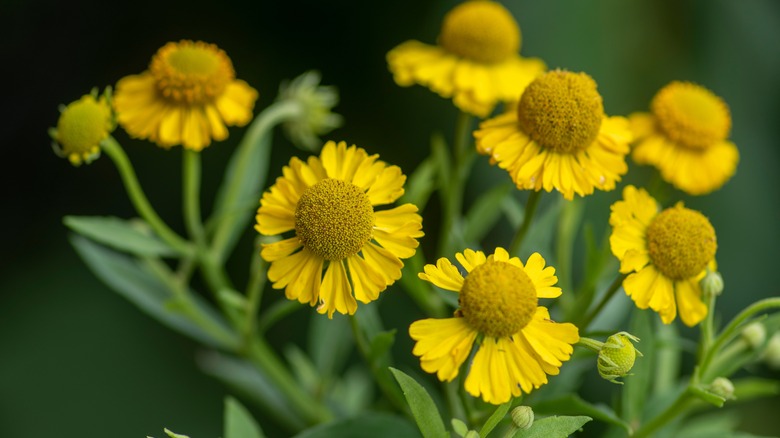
[3,0,779,436]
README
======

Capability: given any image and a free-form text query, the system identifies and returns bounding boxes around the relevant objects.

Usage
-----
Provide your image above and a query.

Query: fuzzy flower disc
[150,40,234,104]
[460,260,537,337]
[54,94,113,165]
[646,205,717,280]
[438,0,520,64]
[295,178,375,261]
[651,81,731,150]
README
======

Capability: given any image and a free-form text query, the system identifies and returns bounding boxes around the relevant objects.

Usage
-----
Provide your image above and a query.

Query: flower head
[630,81,739,195]
[387,0,545,117]
[255,141,423,317]
[610,185,718,326]
[277,71,343,151]
[50,90,114,166]
[409,248,579,404]
[475,70,633,200]
[597,332,641,384]
[113,40,258,151]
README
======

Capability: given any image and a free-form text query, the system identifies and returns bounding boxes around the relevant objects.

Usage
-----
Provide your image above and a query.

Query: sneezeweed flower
[475,70,633,200]
[387,0,545,117]
[630,81,739,195]
[113,40,258,151]
[409,248,579,404]
[597,332,641,384]
[277,71,343,152]
[610,185,718,326]
[255,141,423,318]
[50,90,114,166]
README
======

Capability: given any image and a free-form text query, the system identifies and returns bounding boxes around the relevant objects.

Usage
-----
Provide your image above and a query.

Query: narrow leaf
[225,396,266,438]
[533,394,631,434]
[64,215,176,257]
[389,368,448,438]
[400,157,437,211]
[514,416,592,438]
[463,182,512,244]
[479,401,511,437]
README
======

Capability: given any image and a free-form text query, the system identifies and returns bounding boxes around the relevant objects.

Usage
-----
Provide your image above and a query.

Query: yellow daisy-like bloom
[630,81,739,195]
[51,93,114,166]
[410,247,579,404]
[387,0,545,117]
[113,40,258,151]
[255,141,423,318]
[609,185,718,326]
[474,70,633,200]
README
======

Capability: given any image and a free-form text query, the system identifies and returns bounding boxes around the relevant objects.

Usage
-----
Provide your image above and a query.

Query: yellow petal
[418,257,464,292]
[409,317,477,382]
[361,242,404,286]
[317,260,357,318]
[676,279,707,327]
[260,237,301,262]
[347,254,387,304]
[520,307,579,367]
[454,249,487,273]
[522,252,561,298]
[366,165,406,205]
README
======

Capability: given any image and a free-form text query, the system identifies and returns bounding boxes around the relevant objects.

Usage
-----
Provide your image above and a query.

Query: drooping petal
[675,278,708,327]
[317,260,357,318]
[347,254,387,304]
[409,318,477,382]
[418,257,464,292]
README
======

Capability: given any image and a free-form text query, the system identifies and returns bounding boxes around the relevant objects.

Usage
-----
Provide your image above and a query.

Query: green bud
[278,70,343,151]
[511,406,534,430]
[464,431,480,438]
[763,333,780,370]
[598,332,642,384]
[741,322,766,350]
[708,377,735,400]
[701,269,724,297]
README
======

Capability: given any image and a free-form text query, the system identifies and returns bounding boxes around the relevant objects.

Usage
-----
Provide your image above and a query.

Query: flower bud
[741,322,766,350]
[708,377,735,400]
[598,332,642,384]
[464,431,480,438]
[50,89,114,166]
[278,71,343,151]
[701,269,724,297]
[511,406,534,430]
[763,333,780,370]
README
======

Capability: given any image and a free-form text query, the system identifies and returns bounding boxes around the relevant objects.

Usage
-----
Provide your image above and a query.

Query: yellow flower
[50,92,114,166]
[630,81,739,195]
[475,70,633,200]
[387,0,545,117]
[609,185,718,326]
[410,247,579,404]
[113,40,258,151]
[255,141,423,318]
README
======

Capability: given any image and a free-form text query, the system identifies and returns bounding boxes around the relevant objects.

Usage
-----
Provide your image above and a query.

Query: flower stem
[101,136,193,255]
[578,273,628,330]
[699,289,718,360]
[242,238,268,347]
[576,337,605,352]
[632,388,694,438]
[508,191,542,256]
[437,111,474,256]
[183,149,207,247]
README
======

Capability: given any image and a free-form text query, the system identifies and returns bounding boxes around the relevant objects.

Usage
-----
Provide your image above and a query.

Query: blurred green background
[2,0,779,436]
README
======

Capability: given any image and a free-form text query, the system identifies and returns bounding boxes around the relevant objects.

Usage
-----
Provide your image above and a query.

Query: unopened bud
[511,406,534,430]
[464,431,480,438]
[763,333,780,370]
[598,332,642,384]
[708,377,735,400]
[741,322,766,350]
[701,270,724,297]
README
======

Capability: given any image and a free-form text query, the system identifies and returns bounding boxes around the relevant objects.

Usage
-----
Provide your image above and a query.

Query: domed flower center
[459,260,537,338]
[294,178,375,261]
[150,40,235,104]
[438,0,521,64]
[646,205,717,280]
[517,70,605,154]
[651,81,731,150]
[56,95,112,157]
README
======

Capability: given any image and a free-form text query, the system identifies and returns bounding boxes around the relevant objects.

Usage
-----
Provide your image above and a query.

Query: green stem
[576,337,605,353]
[633,388,694,438]
[257,300,302,334]
[248,339,333,425]
[556,197,582,294]
[508,191,541,256]
[242,239,268,347]
[437,111,474,256]
[442,380,467,426]
[210,100,303,262]
[699,290,718,360]
[183,149,206,246]
[578,273,627,330]
[101,136,193,255]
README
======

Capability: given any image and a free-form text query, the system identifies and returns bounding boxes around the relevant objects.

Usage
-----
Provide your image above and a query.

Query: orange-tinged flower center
[646,204,717,280]
[651,81,731,150]
[459,260,537,338]
[149,40,235,104]
[517,70,604,154]
[295,178,374,260]
[438,0,521,64]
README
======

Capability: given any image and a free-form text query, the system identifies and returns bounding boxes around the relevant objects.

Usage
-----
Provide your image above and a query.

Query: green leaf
[430,132,451,193]
[463,182,512,244]
[198,351,305,431]
[69,235,236,349]
[163,428,190,438]
[369,330,397,364]
[308,312,352,378]
[533,394,632,434]
[389,368,448,438]
[622,308,655,424]
[400,157,437,211]
[479,401,511,437]
[294,413,421,438]
[514,416,591,438]
[285,345,321,393]
[733,377,780,400]
[64,215,177,257]
[451,419,469,437]
[225,396,266,438]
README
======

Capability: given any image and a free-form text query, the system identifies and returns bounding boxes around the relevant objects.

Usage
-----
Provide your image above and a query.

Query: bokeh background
[3,0,779,436]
